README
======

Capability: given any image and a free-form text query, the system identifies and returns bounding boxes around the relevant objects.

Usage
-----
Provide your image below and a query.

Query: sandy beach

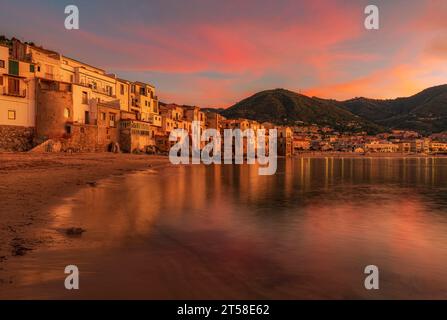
[0,152,170,280]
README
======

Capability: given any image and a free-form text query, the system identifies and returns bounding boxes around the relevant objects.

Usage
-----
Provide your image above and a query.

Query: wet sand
[0,152,170,283]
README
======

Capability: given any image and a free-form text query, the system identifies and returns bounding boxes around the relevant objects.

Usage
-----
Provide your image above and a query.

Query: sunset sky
[1,0,446,107]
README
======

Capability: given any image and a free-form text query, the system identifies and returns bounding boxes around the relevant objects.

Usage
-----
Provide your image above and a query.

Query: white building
[0,44,36,127]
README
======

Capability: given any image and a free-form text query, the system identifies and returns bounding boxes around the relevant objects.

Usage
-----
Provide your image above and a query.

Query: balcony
[0,86,26,97]
[77,81,116,97]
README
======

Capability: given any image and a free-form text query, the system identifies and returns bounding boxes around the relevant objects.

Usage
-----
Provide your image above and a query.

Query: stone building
[277,126,293,156]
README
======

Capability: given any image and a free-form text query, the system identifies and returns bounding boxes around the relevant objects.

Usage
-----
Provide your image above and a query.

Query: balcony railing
[0,87,26,97]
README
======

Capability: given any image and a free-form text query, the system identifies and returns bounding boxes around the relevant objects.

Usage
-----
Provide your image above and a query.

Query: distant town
[1,38,447,156]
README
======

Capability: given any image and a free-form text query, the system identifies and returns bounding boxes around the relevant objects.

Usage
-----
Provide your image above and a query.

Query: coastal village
[1,38,447,156]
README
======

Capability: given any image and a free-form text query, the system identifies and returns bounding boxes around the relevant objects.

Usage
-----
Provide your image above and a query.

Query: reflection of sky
[1,0,447,106]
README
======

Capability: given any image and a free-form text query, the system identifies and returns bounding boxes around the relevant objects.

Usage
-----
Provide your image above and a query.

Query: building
[3,39,167,153]
[430,142,447,153]
[365,141,399,153]
[120,119,157,153]
[398,142,411,153]
[277,126,293,156]
[0,43,36,151]
[411,139,430,154]
[205,111,225,130]
[131,81,160,125]
[293,137,311,152]
[35,77,121,152]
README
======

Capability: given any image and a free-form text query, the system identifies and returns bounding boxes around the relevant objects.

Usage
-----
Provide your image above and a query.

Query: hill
[342,84,447,134]
[220,89,383,133]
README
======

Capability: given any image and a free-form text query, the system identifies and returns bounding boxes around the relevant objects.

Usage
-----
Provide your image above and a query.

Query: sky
[0,0,446,107]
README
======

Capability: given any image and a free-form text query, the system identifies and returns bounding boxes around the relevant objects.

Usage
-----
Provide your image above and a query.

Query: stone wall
[0,125,34,152]
[36,86,73,140]
[63,124,99,152]
[120,128,132,153]
[97,105,120,151]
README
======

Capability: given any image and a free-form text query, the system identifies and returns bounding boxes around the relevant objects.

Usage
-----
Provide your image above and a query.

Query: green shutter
[29,64,35,73]
[8,60,19,76]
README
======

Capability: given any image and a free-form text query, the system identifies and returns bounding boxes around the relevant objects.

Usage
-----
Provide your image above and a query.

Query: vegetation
[220,88,383,134]
[218,85,447,134]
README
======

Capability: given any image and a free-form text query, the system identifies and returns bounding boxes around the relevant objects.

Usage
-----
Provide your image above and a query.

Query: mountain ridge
[211,85,447,134]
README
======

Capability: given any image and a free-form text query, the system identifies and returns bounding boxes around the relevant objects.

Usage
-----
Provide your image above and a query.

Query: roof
[117,78,131,84]
[62,55,105,73]
[135,81,155,88]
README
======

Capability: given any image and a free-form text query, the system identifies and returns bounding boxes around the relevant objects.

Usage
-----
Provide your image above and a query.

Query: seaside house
[277,126,293,156]
[205,111,225,130]
[365,141,399,153]
[0,43,36,150]
[430,142,447,153]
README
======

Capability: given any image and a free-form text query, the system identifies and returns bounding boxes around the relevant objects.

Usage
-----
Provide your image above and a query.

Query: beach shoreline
[0,152,171,279]
[1,151,445,285]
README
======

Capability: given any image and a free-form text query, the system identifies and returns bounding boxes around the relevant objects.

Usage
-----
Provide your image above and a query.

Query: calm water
[4,157,447,299]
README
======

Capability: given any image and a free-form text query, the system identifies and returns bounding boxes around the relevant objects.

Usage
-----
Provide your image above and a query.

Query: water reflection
[5,157,447,299]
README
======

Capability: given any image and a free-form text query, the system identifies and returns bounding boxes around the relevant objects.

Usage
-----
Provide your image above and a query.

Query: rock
[65,227,86,236]
[86,181,97,187]
[11,244,32,256]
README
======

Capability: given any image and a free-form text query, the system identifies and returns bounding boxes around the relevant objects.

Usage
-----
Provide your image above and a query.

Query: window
[106,85,112,96]
[109,113,116,127]
[0,76,3,86]
[8,78,20,95]
[64,108,70,118]
[120,84,124,95]
[45,64,54,79]
[131,85,135,93]
[9,60,19,76]
[82,91,88,104]
[8,110,16,120]
[100,112,106,121]
[29,64,35,73]
[84,111,90,125]
[0,60,5,68]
